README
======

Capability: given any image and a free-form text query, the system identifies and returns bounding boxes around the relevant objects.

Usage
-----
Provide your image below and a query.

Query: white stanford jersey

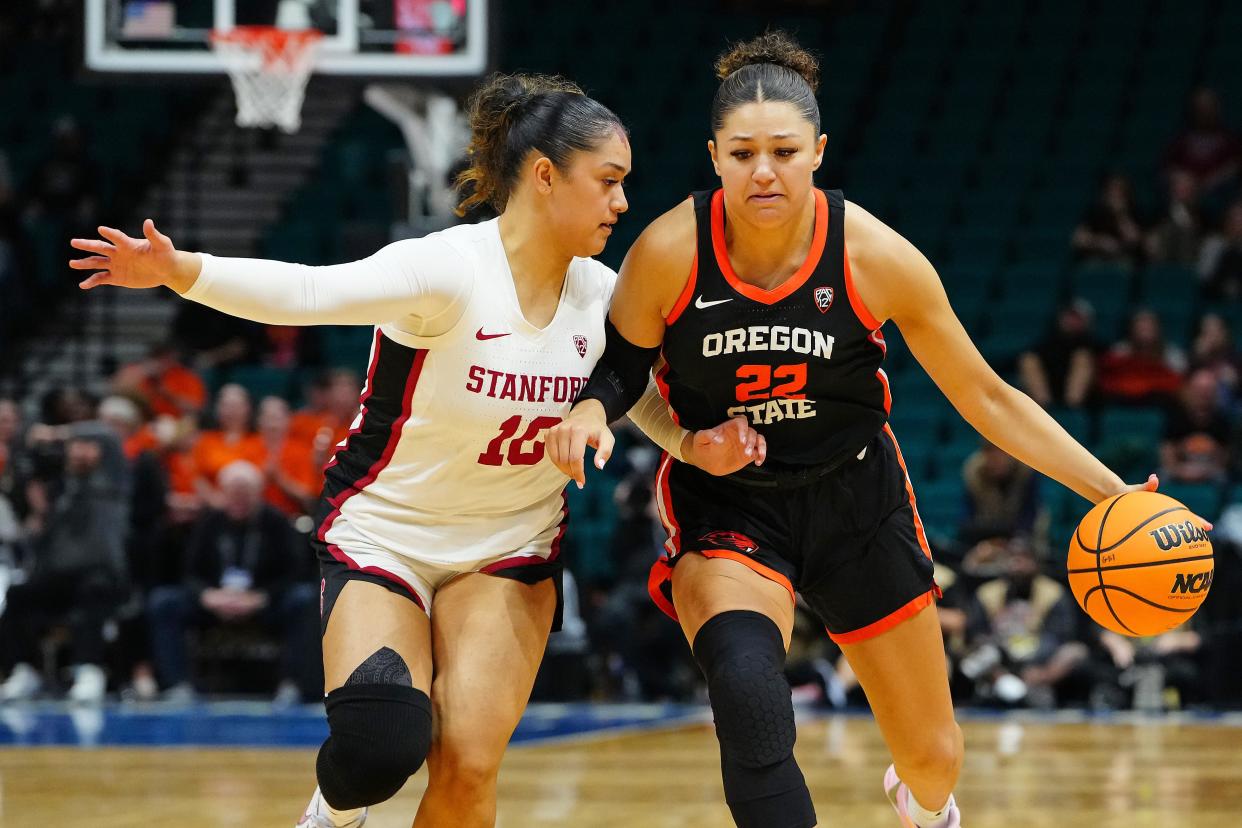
[317,226,611,564]
[186,218,614,567]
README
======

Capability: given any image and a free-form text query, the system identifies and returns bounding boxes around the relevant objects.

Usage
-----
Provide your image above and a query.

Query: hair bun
[714,31,819,93]
[474,73,583,126]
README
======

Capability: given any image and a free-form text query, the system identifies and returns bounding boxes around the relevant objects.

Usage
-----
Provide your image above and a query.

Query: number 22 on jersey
[728,363,818,425]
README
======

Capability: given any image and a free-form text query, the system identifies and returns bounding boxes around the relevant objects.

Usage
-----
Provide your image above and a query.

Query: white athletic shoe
[295,786,367,828]
[0,663,42,702]
[67,664,107,704]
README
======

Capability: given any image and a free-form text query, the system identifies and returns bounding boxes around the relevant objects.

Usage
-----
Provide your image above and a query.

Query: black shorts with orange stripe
[649,425,940,644]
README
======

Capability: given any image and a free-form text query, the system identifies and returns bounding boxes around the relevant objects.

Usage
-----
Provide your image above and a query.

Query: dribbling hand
[1116,473,1213,531]
[546,400,614,489]
[69,219,199,292]
[683,416,766,476]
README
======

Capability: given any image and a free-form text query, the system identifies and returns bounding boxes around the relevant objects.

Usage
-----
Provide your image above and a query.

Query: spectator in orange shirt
[192,384,265,505]
[113,343,207,420]
[258,396,323,517]
[96,392,160,461]
[1097,309,1187,405]
[161,417,199,496]
[289,368,361,450]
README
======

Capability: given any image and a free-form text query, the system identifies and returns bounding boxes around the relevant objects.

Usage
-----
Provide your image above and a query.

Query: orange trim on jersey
[883,424,933,560]
[865,330,891,414]
[665,250,697,325]
[830,589,935,645]
[647,556,679,621]
[699,549,796,603]
[710,189,828,305]
[843,238,882,330]
[654,452,681,555]
[653,357,682,425]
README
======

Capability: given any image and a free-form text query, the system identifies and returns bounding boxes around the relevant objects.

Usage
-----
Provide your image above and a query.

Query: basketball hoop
[210,26,323,134]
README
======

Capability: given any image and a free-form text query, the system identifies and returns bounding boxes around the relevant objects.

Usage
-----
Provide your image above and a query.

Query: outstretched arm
[844,201,1178,508]
[70,219,470,327]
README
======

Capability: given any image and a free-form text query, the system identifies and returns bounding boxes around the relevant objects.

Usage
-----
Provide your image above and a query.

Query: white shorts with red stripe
[319,505,568,614]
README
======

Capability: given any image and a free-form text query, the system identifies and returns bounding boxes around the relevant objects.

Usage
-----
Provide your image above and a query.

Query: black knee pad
[693,610,816,828]
[316,683,432,809]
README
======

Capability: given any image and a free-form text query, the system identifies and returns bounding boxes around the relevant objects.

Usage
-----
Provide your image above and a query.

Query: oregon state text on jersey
[657,188,890,470]
[314,219,613,566]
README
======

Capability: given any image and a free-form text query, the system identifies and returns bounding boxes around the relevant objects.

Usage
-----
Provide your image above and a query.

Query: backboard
[84,0,489,77]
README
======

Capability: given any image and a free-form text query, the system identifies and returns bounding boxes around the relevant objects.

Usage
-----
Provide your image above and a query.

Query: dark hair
[711,31,821,135]
[455,73,626,215]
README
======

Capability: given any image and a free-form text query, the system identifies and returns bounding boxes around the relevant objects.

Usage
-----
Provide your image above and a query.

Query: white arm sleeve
[626,375,689,462]
[181,235,472,327]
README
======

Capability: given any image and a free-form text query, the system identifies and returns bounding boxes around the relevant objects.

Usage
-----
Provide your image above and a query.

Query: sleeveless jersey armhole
[843,236,882,331]
[664,249,697,325]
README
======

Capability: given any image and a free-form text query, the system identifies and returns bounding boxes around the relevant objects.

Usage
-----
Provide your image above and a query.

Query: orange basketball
[1067,491,1213,637]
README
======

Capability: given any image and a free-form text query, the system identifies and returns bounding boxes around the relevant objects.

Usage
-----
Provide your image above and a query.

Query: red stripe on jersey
[665,249,697,325]
[711,189,828,305]
[843,238,881,330]
[323,328,383,474]
[317,339,427,543]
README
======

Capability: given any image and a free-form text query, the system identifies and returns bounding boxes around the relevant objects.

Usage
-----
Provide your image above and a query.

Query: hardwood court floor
[2,714,1240,827]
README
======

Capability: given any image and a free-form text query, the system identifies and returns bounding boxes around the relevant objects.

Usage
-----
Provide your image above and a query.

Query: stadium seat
[1096,406,1165,479]
[912,478,965,539]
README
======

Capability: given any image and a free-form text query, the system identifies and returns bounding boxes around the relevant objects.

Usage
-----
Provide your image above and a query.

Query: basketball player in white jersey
[70,74,764,828]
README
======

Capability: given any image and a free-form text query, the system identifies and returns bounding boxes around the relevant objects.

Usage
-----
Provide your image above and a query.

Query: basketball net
[210,26,323,134]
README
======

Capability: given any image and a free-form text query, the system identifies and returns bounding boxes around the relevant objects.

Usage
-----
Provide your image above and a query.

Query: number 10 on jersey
[478,415,563,466]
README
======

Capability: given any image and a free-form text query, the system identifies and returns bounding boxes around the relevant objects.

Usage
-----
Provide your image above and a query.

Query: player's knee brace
[692,610,816,828]
[315,683,432,809]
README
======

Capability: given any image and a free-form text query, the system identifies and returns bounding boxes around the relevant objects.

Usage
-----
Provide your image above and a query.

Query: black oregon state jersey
[657,188,890,472]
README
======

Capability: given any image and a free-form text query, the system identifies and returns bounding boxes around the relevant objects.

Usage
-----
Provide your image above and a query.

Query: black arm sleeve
[576,318,662,424]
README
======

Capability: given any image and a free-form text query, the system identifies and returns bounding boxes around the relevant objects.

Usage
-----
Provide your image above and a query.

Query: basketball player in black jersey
[547,31,1196,828]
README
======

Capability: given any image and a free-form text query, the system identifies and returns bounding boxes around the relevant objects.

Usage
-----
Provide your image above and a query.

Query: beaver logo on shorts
[699,530,759,554]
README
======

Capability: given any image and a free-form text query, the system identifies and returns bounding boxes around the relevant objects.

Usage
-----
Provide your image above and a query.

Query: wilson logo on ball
[1171,571,1213,594]
[1147,520,1209,552]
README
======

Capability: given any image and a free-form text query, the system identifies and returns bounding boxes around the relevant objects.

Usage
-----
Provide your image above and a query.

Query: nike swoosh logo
[475,327,511,341]
[695,295,733,309]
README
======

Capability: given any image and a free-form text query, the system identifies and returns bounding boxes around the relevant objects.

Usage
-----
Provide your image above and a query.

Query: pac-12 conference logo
[573,335,588,357]
[814,286,834,313]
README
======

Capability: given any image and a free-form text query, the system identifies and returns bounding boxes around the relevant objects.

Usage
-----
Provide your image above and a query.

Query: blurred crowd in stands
[1,75,1242,714]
